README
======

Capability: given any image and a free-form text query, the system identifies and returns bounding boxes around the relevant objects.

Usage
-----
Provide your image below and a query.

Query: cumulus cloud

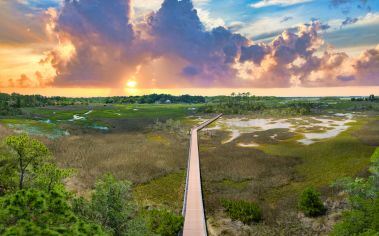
[235,22,325,87]
[146,0,250,87]
[235,21,379,87]
[44,0,151,88]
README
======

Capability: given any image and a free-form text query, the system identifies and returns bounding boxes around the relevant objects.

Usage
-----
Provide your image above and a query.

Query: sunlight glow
[57,41,76,61]
[126,80,137,88]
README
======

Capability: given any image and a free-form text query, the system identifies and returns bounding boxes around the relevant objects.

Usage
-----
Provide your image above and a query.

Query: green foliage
[298,187,325,217]
[330,200,379,236]
[221,199,262,224]
[331,147,379,236]
[2,134,71,193]
[73,174,136,236]
[5,134,51,189]
[34,163,74,192]
[0,151,18,195]
[0,188,106,235]
[145,209,184,236]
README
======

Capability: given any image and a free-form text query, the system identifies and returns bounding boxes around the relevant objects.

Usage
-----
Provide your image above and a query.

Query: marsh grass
[48,131,188,189]
[199,130,299,214]
[134,171,185,212]
[354,118,379,146]
[237,129,296,145]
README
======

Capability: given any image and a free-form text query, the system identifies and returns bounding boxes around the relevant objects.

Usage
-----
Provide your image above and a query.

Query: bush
[221,199,262,224]
[298,187,325,217]
[146,209,184,236]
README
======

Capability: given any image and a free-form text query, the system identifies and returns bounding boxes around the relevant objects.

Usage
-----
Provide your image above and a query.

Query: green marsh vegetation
[221,199,262,224]
[1,92,379,235]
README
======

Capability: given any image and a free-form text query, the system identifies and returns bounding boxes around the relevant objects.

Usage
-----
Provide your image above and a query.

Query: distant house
[165,99,172,104]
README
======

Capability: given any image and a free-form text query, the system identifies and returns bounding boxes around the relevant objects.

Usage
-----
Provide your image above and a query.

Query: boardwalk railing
[181,114,223,236]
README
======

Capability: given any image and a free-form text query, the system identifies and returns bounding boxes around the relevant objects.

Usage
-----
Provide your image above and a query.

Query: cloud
[354,44,379,85]
[29,0,379,89]
[44,0,150,88]
[235,21,379,87]
[341,17,359,27]
[235,22,326,87]
[330,0,370,14]
[6,71,52,88]
[281,16,293,23]
[145,0,248,87]
[354,12,379,27]
[196,8,225,30]
[0,1,49,45]
[250,0,313,8]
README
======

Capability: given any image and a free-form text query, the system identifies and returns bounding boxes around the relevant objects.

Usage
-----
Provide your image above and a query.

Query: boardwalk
[182,114,223,236]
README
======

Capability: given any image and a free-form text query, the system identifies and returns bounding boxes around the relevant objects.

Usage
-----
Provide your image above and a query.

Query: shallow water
[69,115,86,121]
[84,110,93,115]
[237,142,259,147]
[203,113,355,146]
[92,125,109,131]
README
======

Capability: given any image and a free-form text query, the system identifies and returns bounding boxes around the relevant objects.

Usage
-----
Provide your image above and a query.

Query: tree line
[0,93,206,116]
[199,93,321,115]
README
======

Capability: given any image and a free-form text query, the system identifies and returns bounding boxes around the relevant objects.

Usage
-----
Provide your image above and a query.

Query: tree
[369,94,375,102]
[0,188,106,235]
[298,187,325,217]
[5,134,51,190]
[73,174,136,236]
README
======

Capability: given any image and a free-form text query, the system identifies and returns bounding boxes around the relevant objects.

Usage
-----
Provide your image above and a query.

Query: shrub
[298,187,326,217]
[146,209,184,236]
[221,199,262,224]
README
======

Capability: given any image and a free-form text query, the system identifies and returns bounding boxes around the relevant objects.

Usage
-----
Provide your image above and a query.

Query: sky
[0,0,378,97]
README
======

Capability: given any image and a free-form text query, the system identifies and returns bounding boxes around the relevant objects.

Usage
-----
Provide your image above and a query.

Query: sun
[126,80,137,88]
